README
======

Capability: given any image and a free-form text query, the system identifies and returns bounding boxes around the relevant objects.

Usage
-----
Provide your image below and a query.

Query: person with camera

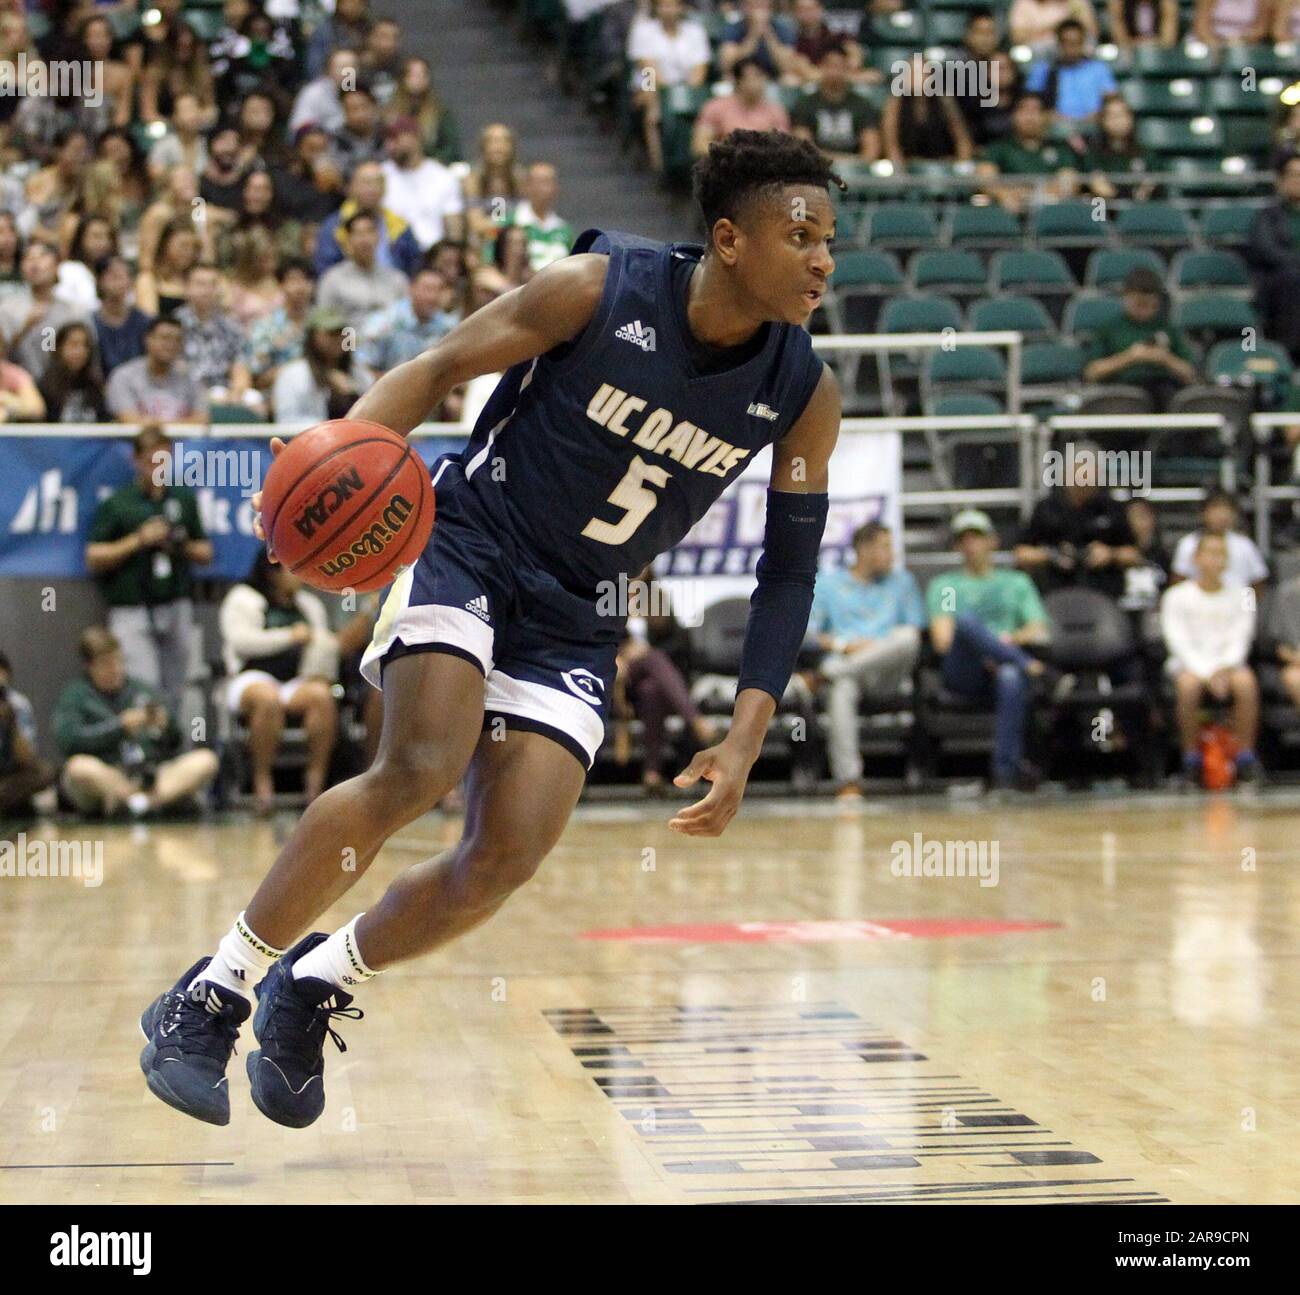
[0,650,57,822]
[85,423,213,721]
[53,628,219,818]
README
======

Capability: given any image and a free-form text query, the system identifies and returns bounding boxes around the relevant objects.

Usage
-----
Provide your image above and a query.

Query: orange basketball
[260,419,435,594]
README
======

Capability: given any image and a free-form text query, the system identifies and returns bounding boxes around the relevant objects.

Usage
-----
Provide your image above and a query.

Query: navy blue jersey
[434,228,824,595]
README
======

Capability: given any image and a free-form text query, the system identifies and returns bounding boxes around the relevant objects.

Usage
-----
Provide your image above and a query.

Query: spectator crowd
[0,0,578,427]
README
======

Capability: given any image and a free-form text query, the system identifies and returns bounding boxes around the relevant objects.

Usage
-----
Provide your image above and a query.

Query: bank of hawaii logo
[464,595,490,623]
[615,319,656,352]
[562,668,605,706]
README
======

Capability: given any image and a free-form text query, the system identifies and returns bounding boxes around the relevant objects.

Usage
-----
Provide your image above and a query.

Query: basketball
[260,419,435,594]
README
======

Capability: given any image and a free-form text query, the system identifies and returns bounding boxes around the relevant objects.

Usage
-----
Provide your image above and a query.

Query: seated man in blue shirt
[807,522,925,799]
[1025,19,1116,125]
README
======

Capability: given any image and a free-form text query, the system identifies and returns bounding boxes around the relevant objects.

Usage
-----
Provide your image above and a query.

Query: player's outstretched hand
[669,742,751,837]
[251,437,288,559]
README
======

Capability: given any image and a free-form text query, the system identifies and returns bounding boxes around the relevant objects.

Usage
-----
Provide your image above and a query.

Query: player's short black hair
[692,130,846,239]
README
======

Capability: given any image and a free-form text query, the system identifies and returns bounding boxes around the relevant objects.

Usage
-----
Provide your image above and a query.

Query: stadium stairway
[409,0,686,244]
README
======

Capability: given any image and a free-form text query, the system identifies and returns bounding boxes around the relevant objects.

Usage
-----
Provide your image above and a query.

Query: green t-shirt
[1084,312,1195,385]
[980,137,1069,176]
[926,567,1047,636]
[791,90,878,155]
[88,483,206,607]
[52,674,179,765]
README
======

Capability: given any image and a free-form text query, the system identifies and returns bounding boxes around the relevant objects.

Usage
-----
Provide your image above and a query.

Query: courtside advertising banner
[0,434,468,581]
[650,427,903,625]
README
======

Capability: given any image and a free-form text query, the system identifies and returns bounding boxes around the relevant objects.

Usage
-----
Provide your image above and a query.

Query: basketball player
[140,131,843,1127]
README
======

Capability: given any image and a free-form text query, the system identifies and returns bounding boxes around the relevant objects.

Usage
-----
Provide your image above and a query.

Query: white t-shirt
[1160,580,1255,678]
[381,158,464,251]
[627,16,711,87]
[1172,530,1268,588]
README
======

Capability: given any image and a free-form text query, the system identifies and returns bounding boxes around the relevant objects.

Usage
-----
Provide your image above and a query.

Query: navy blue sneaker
[246,934,363,1128]
[139,959,251,1126]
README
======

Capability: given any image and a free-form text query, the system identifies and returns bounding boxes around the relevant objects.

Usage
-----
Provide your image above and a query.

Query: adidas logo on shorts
[614,320,656,352]
[464,595,490,623]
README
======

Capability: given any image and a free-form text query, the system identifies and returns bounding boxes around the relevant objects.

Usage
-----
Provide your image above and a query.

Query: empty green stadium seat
[1021,341,1086,384]
[990,249,1075,294]
[1030,200,1110,247]
[1063,294,1126,339]
[830,248,906,291]
[911,248,988,294]
[923,346,1008,393]
[1172,249,1250,292]
[1120,79,1201,116]
[1172,294,1259,338]
[872,10,926,45]
[1200,205,1260,247]
[1131,43,1219,78]
[968,296,1056,339]
[1206,339,1294,385]
[1230,44,1296,78]
[947,203,1022,248]
[928,393,1006,417]
[864,204,942,251]
[879,294,964,333]
[1085,247,1166,290]
[1113,204,1195,248]
[1205,78,1272,115]
[1138,116,1224,156]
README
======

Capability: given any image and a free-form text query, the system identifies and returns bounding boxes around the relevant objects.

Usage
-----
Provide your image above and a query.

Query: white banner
[649,429,903,626]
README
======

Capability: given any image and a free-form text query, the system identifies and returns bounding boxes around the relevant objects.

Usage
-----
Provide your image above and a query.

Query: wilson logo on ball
[293,465,366,540]
[316,493,415,578]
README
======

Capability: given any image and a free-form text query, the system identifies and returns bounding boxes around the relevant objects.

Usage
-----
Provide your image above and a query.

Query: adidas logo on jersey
[747,402,779,421]
[614,320,656,352]
[464,595,490,623]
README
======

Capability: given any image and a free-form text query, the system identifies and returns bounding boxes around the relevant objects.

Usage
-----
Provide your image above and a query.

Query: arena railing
[1249,412,1300,553]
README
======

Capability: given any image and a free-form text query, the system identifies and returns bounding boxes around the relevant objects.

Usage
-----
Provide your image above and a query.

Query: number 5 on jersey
[581,455,672,546]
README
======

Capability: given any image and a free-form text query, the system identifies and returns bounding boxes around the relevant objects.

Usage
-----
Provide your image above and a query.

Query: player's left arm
[670,365,840,837]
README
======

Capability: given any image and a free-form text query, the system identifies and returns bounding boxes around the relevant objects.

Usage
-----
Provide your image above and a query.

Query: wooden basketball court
[2,791,1296,1204]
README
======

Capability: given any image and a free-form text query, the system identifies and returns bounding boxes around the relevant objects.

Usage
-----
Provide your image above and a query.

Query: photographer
[53,628,218,818]
[85,423,213,720]
[0,650,57,821]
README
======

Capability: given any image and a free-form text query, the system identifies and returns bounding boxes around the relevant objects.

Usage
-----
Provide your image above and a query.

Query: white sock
[191,912,285,998]
[293,914,379,991]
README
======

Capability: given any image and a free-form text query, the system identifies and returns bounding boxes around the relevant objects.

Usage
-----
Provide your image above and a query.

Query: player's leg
[358,727,586,964]
[244,726,585,1127]
[242,649,485,946]
[281,677,339,803]
[138,649,485,1125]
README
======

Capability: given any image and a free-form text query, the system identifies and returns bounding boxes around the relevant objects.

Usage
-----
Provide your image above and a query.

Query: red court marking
[578,919,1061,943]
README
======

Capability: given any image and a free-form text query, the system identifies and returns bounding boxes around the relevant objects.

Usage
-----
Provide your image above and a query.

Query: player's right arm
[252,252,608,547]
[348,253,610,435]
